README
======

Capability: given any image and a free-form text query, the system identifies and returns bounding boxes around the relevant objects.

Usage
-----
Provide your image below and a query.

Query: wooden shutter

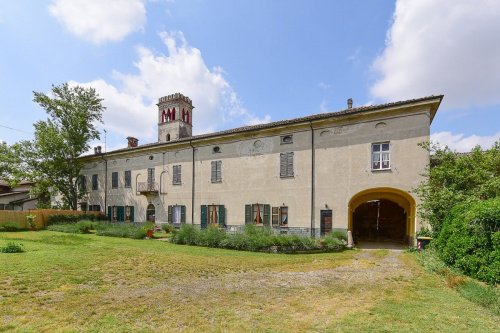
[117,206,125,222]
[200,205,208,229]
[245,204,251,225]
[181,205,186,223]
[129,206,134,223]
[263,204,271,226]
[280,153,286,177]
[107,206,111,221]
[167,205,172,223]
[217,161,222,182]
[211,161,216,182]
[218,205,225,227]
[287,152,294,176]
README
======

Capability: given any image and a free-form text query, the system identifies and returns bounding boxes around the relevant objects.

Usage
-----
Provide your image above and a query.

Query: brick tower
[157,93,193,143]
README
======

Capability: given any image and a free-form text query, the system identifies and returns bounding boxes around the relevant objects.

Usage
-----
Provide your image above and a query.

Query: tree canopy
[0,83,105,209]
[414,141,500,234]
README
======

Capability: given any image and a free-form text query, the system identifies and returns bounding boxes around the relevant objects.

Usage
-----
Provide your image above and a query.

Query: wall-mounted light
[325,204,328,209]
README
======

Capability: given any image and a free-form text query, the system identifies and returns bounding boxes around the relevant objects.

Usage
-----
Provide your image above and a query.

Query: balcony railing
[137,182,159,195]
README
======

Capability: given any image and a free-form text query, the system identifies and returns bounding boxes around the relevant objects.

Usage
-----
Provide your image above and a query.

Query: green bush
[46,220,98,234]
[161,223,175,233]
[434,198,500,285]
[1,242,25,253]
[95,223,147,239]
[46,213,107,225]
[0,221,26,232]
[170,224,346,253]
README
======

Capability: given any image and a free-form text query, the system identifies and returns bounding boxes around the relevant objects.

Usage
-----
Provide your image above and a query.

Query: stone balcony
[137,182,159,196]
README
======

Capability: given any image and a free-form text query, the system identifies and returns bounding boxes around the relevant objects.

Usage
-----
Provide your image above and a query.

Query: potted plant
[143,222,155,238]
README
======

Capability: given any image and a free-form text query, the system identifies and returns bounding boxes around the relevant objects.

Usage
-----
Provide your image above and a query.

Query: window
[112,206,118,222]
[213,146,220,153]
[80,203,87,212]
[211,160,222,183]
[111,172,118,189]
[147,168,155,184]
[245,204,270,226]
[200,205,225,229]
[168,205,185,225]
[281,134,293,144]
[124,170,131,188]
[372,142,390,170]
[89,204,101,212]
[272,206,288,227]
[173,165,181,185]
[92,174,98,190]
[280,152,294,178]
[125,206,134,222]
[79,175,87,192]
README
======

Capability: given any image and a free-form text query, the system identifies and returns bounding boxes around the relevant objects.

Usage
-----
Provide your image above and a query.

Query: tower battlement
[158,93,192,105]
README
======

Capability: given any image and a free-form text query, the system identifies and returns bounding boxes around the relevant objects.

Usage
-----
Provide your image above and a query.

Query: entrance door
[320,210,333,236]
[146,204,155,222]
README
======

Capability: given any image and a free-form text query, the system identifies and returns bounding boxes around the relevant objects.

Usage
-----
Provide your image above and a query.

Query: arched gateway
[348,188,416,245]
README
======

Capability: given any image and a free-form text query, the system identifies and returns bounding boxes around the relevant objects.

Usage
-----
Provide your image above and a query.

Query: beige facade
[79,93,442,243]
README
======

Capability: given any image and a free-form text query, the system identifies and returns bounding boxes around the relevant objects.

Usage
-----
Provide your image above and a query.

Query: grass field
[1,231,498,332]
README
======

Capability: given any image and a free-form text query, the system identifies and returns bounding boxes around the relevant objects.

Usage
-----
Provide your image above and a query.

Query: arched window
[171,108,176,120]
[161,110,166,123]
[146,204,155,222]
[182,109,186,122]
[166,134,170,142]
[186,111,190,124]
[166,109,171,122]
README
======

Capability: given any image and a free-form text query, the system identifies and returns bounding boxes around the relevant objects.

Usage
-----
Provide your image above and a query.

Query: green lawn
[0,231,498,332]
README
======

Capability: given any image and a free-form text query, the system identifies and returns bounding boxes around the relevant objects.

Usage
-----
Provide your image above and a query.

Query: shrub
[0,222,26,232]
[95,223,147,239]
[330,230,348,241]
[170,224,200,245]
[1,242,25,253]
[196,225,226,247]
[26,214,37,229]
[76,220,96,234]
[161,223,175,233]
[47,223,80,233]
[46,213,107,225]
[434,197,500,285]
[416,226,433,237]
[322,233,346,251]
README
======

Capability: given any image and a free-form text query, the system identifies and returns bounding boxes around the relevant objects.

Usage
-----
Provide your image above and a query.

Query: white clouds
[431,131,500,152]
[371,0,500,109]
[75,31,270,142]
[49,0,146,44]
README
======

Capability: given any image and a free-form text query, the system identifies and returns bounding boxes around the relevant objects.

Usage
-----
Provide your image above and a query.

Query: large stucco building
[79,93,442,244]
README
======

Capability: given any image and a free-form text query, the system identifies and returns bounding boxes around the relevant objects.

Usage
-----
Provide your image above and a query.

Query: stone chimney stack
[127,137,139,148]
[347,98,353,109]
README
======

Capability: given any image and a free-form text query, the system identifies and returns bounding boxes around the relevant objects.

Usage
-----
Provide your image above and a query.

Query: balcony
[137,182,159,196]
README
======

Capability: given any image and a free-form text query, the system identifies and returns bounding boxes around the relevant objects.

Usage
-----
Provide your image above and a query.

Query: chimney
[347,98,353,109]
[127,137,139,148]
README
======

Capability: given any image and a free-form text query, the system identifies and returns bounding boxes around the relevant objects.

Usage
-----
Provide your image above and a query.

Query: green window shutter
[263,204,271,226]
[129,206,134,222]
[217,161,222,182]
[167,205,172,223]
[181,205,186,223]
[117,206,125,221]
[200,205,208,229]
[107,206,111,221]
[245,204,251,225]
[218,205,225,227]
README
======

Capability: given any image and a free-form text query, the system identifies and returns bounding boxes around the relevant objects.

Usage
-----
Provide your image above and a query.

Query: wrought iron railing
[137,182,159,193]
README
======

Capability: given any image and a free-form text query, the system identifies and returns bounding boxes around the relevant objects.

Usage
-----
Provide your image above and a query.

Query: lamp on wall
[325,204,328,209]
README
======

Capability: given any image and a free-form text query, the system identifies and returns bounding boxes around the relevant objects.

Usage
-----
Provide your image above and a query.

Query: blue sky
[0,0,499,152]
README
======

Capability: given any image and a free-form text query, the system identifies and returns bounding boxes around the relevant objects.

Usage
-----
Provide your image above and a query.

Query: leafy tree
[414,141,500,234]
[0,83,105,209]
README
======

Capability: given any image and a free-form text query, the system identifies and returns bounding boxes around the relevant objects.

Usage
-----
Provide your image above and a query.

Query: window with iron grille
[372,142,390,170]
[173,165,181,185]
[280,152,294,178]
[211,160,222,183]
[92,174,98,190]
[111,172,118,189]
[124,170,131,188]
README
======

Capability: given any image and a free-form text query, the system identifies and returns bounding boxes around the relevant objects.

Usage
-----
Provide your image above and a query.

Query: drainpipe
[189,140,195,225]
[101,155,108,216]
[309,122,315,238]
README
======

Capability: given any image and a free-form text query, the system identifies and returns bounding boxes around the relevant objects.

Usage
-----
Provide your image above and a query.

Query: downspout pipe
[189,140,195,225]
[309,122,315,238]
[101,154,108,217]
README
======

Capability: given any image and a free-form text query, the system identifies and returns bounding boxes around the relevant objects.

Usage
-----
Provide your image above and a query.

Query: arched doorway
[349,188,416,245]
[146,204,155,222]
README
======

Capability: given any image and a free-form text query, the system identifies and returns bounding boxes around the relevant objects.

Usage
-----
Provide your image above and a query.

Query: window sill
[280,175,294,179]
[211,180,222,183]
[172,183,182,186]
[371,168,392,173]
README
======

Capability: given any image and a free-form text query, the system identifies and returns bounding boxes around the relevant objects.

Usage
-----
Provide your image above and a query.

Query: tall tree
[414,141,500,234]
[1,83,105,209]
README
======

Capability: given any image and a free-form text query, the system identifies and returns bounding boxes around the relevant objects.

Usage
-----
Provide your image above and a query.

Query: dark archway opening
[146,204,156,222]
[352,199,406,243]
